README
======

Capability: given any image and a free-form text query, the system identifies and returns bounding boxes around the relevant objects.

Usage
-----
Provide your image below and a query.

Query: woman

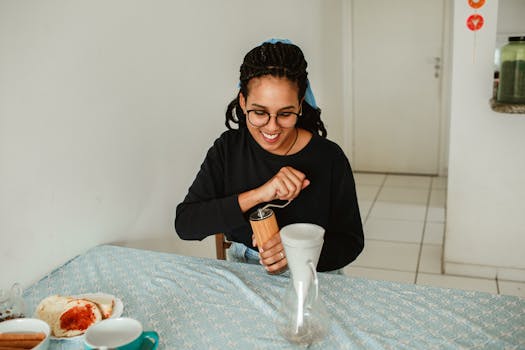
[175,40,363,273]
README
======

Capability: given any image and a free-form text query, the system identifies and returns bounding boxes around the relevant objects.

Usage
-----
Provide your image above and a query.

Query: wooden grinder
[249,208,279,248]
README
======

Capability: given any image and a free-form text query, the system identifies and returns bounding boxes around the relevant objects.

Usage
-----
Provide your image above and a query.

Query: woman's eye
[253,110,267,116]
[278,112,293,117]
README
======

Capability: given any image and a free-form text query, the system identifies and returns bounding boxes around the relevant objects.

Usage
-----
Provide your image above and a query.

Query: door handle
[434,57,441,78]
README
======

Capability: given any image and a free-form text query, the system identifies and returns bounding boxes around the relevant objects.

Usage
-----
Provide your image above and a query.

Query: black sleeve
[318,149,364,271]
[174,137,247,240]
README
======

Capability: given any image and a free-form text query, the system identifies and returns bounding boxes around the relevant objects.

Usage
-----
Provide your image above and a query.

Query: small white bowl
[0,318,50,349]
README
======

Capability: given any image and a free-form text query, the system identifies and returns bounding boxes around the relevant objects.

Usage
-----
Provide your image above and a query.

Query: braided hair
[225,42,327,138]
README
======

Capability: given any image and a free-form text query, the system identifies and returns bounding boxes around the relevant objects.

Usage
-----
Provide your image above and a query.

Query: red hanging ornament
[466,14,484,31]
[468,0,485,9]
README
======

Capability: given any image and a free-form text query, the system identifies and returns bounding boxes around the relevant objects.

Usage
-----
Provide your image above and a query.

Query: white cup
[84,318,158,350]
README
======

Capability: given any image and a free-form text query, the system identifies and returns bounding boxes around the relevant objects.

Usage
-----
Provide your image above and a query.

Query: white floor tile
[352,240,420,272]
[444,262,498,280]
[384,175,432,188]
[416,273,498,294]
[431,176,448,189]
[344,266,415,284]
[426,206,445,222]
[364,218,424,243]
[369,201,427,221]
[498,268,525,282]
[377,187,429,204]
[429,189,447,207]
[423,222,445,245]
[356,184,381,201]
[353,173,386,186]
[498,280,525,298]
[418,245,442,274]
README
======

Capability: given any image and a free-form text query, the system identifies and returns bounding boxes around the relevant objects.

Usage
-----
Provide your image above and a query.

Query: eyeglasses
[246,110,300,128]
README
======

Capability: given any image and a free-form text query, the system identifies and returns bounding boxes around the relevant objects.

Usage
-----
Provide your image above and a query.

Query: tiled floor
[343,172,525,298]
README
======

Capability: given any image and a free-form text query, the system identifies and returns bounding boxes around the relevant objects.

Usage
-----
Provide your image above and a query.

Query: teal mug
[84,317,158,350]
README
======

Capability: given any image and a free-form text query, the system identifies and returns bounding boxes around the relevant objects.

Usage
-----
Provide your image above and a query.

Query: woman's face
[240,76,301,155]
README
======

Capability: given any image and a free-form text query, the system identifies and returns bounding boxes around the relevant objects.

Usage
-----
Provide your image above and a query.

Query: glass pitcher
[277,261,329,346]
[0,283,26,322]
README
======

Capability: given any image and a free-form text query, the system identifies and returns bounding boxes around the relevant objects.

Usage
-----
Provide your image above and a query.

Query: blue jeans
[226,242,344,275]
[226,242,261,265]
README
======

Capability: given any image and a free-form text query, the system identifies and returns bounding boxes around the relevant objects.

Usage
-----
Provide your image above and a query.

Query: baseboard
[444,261,525,282]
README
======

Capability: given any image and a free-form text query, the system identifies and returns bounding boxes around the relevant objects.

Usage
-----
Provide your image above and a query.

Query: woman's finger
[265,257,287,273]
[260,248,287,271]
[283,171,303,199]
[258,232,287,272]
[273,177,291,199]
[275,176,296,200]
[275,168,303,200]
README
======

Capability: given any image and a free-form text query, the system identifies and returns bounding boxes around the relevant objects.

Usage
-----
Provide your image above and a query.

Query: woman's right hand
[238,166,310,213]
[257,166,310,203]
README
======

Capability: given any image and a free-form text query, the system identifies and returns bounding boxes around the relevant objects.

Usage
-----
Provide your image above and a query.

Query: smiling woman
[175,40,364,274]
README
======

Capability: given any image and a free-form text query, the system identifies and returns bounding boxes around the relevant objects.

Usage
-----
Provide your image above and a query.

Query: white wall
[0,0,345,289]
[445,0,525,281]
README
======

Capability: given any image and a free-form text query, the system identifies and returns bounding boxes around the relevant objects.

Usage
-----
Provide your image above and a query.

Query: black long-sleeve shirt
[175,128,364,271]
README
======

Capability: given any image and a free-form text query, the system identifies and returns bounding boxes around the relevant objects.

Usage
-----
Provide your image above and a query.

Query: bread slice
[36,295,103,337]
[36,295,71,332]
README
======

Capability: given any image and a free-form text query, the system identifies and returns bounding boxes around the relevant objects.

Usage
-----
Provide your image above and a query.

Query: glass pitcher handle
[307,260,319,300]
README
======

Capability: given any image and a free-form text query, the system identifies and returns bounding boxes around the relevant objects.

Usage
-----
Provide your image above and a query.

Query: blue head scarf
[238,38,318,110]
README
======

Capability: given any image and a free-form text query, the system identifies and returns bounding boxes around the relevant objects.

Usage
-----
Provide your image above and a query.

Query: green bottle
[497,36,525,104]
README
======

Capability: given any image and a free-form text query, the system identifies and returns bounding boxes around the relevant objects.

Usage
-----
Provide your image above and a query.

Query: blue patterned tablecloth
[23,245,525,349]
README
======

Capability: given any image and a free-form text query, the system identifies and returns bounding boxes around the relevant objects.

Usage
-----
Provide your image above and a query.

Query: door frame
[342,0,453,176]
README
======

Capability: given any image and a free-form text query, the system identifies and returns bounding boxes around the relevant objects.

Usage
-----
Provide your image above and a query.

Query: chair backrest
[215,233,231,260]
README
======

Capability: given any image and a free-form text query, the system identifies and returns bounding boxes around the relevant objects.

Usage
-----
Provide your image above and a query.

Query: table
[23,245,525,349]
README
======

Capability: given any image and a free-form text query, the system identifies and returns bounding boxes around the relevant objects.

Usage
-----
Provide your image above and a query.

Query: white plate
[0,318,51,349]
[36,292,123,341]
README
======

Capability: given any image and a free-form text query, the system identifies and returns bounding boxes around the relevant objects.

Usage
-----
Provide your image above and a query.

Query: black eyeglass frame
[245,109,301,128]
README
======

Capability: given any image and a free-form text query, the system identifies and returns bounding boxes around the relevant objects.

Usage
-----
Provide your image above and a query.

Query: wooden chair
[215,233,231,260]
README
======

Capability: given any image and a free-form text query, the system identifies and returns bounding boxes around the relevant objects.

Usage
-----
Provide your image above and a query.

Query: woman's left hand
[257,232,287,273]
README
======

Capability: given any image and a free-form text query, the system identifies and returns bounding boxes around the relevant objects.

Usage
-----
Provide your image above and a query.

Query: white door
[352,0,444,174]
